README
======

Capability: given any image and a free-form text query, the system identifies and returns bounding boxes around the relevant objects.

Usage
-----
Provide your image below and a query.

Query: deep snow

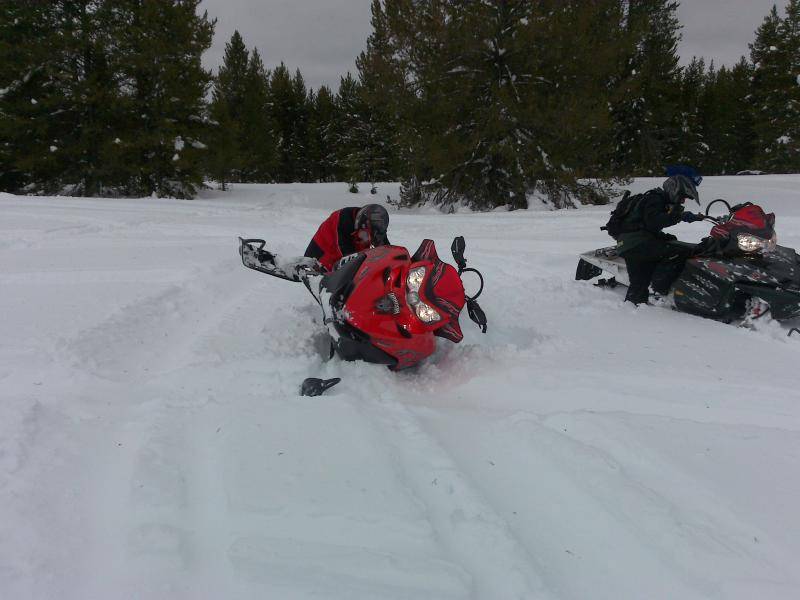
[1,177,800,600]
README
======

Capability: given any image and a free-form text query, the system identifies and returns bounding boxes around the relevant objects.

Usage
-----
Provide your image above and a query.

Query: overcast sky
[200,0,784,91]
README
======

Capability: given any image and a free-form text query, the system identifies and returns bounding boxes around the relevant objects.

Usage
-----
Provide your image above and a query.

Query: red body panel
[342,245,452,370]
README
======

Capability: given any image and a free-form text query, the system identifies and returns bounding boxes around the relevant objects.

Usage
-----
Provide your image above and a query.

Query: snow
[1,177,800,599]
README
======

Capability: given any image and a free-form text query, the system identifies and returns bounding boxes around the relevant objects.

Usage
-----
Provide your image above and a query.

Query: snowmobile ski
[239,237,322,282]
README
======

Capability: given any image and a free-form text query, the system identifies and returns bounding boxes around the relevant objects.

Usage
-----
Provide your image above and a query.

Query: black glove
[681,211,704,223]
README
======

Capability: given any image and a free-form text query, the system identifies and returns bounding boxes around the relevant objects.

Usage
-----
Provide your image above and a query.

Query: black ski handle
[467,298,487,333]
[300,377,341,397]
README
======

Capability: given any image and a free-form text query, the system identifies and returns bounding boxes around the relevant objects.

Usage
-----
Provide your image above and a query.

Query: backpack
[601,191,645,239]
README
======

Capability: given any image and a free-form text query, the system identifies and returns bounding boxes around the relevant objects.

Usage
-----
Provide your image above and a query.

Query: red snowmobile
[239,236,487,395]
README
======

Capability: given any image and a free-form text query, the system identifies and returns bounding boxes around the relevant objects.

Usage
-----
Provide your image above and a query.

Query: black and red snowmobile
[576,201,800,326]
[239,236,487,394]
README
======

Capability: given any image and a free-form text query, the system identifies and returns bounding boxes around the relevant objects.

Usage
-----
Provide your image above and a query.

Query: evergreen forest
[1,0,799,208]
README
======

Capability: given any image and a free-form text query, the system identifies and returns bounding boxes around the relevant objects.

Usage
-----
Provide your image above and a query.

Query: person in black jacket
[615,175,704,304]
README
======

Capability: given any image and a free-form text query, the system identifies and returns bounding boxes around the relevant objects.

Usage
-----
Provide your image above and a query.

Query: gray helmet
[355,204,389,245]
[663,174,700,205]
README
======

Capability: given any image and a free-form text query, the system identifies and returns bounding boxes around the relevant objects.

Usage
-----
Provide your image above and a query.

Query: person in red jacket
[304,204,390,271]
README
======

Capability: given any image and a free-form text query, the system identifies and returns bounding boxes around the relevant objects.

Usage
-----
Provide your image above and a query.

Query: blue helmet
[665,165,703,187]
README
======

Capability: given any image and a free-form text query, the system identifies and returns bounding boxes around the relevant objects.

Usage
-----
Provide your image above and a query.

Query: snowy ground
[2,176,800,600]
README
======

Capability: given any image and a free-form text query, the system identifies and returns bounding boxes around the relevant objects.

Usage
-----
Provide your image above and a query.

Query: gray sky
[200,0,784,90]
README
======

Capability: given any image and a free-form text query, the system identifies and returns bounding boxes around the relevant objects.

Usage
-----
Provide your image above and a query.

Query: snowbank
[1,176,799,599]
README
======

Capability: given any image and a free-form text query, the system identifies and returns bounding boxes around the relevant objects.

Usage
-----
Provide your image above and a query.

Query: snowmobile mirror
[300,377,341,397]
[704,199,731,217]
[461,267,484,301]
[451,236,467,272]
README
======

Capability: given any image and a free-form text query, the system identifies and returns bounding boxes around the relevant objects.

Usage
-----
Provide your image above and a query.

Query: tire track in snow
[61,258,257,381]
[61,260,291,597]
[536,411,800,590]
[349,379,555,600]
[418,407,800,600]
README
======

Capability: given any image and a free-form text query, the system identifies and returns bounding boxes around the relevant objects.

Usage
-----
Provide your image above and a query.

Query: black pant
[622,239,693,304]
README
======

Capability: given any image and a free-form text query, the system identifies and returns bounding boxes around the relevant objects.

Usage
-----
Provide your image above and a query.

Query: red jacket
[304,207,371,271]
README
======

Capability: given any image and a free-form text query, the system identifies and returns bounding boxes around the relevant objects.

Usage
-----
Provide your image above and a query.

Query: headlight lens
[737,234,762,253]
[405,266,441,323]
[737,233,777,253]
[414,301,441,323]
[766,233,778,253]
[407,267,426,291]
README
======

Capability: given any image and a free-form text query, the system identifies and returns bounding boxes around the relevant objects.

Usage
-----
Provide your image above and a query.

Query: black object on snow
[300,377,341,397]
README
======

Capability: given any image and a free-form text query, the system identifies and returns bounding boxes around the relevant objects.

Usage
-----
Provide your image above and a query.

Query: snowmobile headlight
[765,233,778,253]
[407,267,426,292]
[414,301,441,323]
[737,233,768,253]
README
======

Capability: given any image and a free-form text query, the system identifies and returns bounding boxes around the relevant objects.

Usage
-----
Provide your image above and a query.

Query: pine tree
[697,59,755,174]
[290,69,311,182]
[727,58,758,172]
[612,0,683,174]
[750,5,796,172]
[208,35,277,185]
[531,0,630,202]
[206,91,238,190]
[208,31,249,184]
[378,0,628,209]
[269,63,310,182]
[672,57,708,168]
[0,2,126,195]
[354,0,401,186]
[240,49,276,182]
[0,2,67,192]
[769,0,800,171]
[112,0,215,198]
[335,73,364,190]
[307,85,340,182]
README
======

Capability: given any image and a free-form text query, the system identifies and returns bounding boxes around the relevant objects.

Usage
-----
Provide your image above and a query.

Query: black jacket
[616,188,684,254]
